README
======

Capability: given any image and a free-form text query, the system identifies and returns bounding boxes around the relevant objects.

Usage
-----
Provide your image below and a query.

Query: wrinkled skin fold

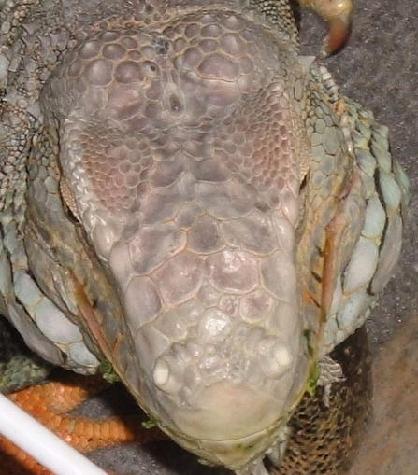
[0,0,409,472]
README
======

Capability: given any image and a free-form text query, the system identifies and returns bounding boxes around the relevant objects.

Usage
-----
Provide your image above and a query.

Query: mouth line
[189,418,282,444]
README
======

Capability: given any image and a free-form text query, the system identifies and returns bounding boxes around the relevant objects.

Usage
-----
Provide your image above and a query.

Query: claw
[236,457,269,475]
[298,0,354,56]
[318,355,345,407]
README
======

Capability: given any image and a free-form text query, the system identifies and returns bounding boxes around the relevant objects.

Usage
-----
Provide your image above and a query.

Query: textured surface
[272,326,371,474]
[85,325,371,475]
[0,0,386,470]
[0,319,371,475]
[88,1,417,473]
[299,0,418,349]
[0,0,416,473]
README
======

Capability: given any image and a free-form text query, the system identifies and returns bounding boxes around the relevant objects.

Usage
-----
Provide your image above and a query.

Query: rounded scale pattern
[4,1,408,474]
[321,99,410,352]
[44,10,302,218]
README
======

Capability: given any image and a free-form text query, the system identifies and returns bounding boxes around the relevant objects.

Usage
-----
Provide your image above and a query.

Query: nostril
[169,93,183,113]
[152,358,181,394]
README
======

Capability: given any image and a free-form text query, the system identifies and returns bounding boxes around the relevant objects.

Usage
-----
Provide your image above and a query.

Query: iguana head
[26,5,325,471]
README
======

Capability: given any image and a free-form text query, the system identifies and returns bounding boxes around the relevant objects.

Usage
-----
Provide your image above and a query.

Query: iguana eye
[59,177,80,223]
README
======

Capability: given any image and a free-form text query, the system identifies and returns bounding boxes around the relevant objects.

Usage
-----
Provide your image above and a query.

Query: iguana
[0,0,410,473]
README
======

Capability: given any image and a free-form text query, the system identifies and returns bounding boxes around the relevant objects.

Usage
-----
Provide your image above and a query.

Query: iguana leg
[298,0,354,55]
[0,316,52,393]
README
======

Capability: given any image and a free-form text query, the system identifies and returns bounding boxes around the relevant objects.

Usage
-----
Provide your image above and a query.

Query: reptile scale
[0,1,410,474]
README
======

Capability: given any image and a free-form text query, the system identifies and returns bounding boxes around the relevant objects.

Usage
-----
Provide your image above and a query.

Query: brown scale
[273,326,371,474]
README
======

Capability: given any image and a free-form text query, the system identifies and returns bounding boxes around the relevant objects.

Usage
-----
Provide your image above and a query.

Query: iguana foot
[318,355,345,407]
[298,0,353,55]
[0,317,52,394]
[1,374,164,474]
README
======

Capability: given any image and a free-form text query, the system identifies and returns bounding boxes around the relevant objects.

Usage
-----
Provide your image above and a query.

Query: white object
[0,393,106,475]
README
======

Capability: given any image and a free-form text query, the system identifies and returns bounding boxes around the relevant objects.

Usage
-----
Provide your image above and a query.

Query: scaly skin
[0,1,410,474]
[1,322,369,475]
